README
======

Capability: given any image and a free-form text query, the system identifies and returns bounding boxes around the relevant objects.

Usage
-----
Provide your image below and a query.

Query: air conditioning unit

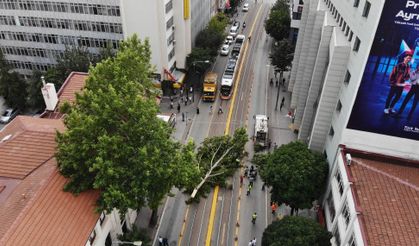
[172,25,175,30]
[346,153,352,166]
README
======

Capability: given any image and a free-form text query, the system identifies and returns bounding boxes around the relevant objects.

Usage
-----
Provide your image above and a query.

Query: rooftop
[347,152,419,246]
[0,115,99,245]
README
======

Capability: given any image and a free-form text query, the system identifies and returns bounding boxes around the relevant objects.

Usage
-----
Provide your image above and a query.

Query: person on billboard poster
[396,65,419,119]
[384,53,412,114]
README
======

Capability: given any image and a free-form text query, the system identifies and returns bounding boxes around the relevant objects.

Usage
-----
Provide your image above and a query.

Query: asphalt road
[152,1,296,245]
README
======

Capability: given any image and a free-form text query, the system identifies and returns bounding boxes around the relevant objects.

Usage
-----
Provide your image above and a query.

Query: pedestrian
[270,78,273,86]
[209,105,213,114]
[180,88,184,96]
[184,96,188,106]
[280,101,284,111]
[182,112,185,122]
[275,79,279,87]
[247,185,251,196]
[177,103,181,113]
[271,203,277,214]
[248,35,251,42]
[261,182,265,191]
[281,97,285,104]
[248,240,253,246]
[252,237,257,246]
[158,236,163,246]
[251,212,257,224]
[180,96,184,103]
[170,101,174,109]
[240,175,244,187]
[189,96,192,103]
[282,78,286,86]
[196,107,200,114]
[163,238,169,246]
[218,106,223,114]
[190,87,193,93]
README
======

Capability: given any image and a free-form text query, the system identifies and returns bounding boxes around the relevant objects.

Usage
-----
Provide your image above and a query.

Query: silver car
[0,108,19,124]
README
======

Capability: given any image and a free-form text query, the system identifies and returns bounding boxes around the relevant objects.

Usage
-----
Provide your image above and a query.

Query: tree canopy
[0,50,27,110]
[262,216,332,246]
[56,35,200,214]
[254,141,328,212]
[270,39,294,74]
[265,0,291,41]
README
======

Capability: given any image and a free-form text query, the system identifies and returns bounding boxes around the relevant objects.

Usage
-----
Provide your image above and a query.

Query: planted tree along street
[0,0,331,245]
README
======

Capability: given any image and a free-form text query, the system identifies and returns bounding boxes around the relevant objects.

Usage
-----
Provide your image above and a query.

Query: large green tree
[56,35,200,215]
[270,39,294,75]
[0,50,27,110]
[255,141,328,214]
[26,70,46,111]
[265,0,291,41]
[262,216,332,246]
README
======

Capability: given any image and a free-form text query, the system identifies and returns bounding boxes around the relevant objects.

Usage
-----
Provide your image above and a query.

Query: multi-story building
[289,0,304,43]
[289,0,419,245]
[0,0,214,80]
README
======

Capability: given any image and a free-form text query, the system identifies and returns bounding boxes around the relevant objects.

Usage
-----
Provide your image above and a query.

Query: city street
[137,0,300,245]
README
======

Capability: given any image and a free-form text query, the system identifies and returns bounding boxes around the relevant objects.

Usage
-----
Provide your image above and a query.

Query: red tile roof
[57,71,88,105]
[349,155,419,246]
[0,116,100,245]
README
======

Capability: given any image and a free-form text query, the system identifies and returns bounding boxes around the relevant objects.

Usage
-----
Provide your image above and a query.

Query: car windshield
[2,110,11,117]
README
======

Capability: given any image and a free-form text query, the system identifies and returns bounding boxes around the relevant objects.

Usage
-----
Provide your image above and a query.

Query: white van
[229,25,239,37]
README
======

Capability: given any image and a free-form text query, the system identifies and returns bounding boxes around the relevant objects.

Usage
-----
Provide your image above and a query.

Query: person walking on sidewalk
[170,101,174,109]
[218,106,223,114]
[209,105,213,114]
[177,103,181,113]
[280,97,285,111]
[158,236,163,246]
[252,237,257,246]
[196,107,200,114]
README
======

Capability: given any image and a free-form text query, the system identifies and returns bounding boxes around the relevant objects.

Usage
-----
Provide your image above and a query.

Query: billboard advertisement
[347,0,419,140]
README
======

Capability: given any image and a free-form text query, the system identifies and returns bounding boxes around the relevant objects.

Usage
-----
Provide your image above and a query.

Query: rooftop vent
[1,134,12,143]
[41,76,58,111]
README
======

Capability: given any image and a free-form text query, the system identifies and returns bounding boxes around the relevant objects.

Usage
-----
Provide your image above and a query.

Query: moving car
[243,3,249,12]
[229,25,239,37]
[220,45,230,56]
[0,108,19,124]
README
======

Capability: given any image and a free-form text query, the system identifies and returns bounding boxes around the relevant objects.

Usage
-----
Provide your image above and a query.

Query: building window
[88,230,96,244]
[329,126,335,137]
[168,47,175,61]
[336,100,342,112]
[362,1,371,17]
[165,0,173,13]
[353,37,361,51]
[166,16,173,30]
[344,70,351,84]
[353,0,360,7]
[327,192,336,221]
[99,211,106,226]
[336,171,344,195]
[342,201,351,227]
[348,31,353,41]
[349,235,357,246]
[334,228,341,246]
[342,21,346,31]
[345,26,350,36]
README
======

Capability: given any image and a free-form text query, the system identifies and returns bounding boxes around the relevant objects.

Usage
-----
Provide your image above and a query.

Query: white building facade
[289,0,419,161]
[0,0,212,78]
[289,0,304,43]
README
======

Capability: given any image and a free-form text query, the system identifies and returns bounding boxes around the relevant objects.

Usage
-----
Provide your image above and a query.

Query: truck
[254,115,269,148]
[202,72,218,102]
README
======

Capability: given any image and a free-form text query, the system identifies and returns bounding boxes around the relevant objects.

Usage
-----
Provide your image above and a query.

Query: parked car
[0,108,19,124]
[220,45,230,56]
[225,35,234,45]
[243,3,249,12]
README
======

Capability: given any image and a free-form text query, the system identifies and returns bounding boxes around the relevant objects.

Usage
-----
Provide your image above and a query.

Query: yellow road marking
[204,4,265,246]
[178,205,190,246]
[205,186,219,245]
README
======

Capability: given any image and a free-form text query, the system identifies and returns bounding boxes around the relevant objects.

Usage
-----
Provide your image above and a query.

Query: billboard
[347,0,419,140]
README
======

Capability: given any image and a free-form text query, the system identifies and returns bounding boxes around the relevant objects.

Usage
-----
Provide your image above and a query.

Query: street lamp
[190,60,210,102]
[112,240,143,246]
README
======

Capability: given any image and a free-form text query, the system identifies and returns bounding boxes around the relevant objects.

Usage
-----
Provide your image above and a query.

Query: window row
[0,0,121,16]
[1,45,63,59]
[13,16,123,34]
[9,59,52,71]
[0,15,15,25]
[324,0,361,52]
[0,31,120,49]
